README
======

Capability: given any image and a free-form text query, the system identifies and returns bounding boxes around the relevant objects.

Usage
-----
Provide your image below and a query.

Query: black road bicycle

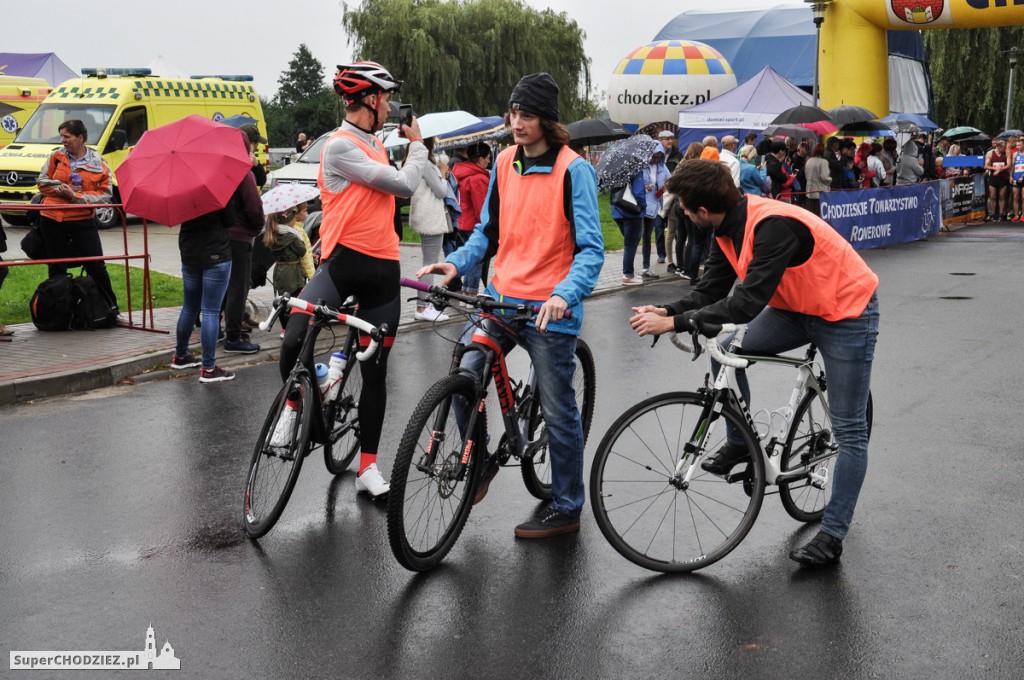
[242,294,386,539]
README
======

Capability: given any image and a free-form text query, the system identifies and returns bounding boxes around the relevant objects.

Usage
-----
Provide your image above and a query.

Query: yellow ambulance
[0,68,267,228]
[0,75,52,148]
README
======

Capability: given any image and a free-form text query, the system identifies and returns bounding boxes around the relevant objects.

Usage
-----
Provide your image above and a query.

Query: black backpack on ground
[30,275,76,331]
[70,275,117,329]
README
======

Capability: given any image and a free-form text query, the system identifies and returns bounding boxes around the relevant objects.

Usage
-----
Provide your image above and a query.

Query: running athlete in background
[278,61,428,498]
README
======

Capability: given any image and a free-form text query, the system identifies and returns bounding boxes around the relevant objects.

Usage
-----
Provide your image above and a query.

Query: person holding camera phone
[277,61,428,498]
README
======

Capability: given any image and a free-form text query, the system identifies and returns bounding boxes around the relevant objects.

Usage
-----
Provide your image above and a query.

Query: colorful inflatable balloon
[607,40,738,132]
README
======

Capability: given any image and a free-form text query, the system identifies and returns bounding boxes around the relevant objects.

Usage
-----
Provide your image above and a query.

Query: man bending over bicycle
[279,61,428,498]
[629,160,879,567]
[417,73,604,538]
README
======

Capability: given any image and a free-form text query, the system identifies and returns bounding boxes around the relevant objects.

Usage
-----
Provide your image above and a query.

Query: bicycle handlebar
[704,323,749,368]
[399,277,571,319]
[260,294,387,362]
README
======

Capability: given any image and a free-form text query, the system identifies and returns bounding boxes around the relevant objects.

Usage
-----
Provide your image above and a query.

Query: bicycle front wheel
[780,390,873,523]
[243,374,314,538]
[387,374,484,571]
[590,392,765,573]
[323,341,363,476]
[521,338,597,500]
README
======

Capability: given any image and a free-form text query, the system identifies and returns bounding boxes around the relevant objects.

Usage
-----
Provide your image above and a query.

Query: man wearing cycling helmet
[629,160,879,568]
[417,73,604,538]
[278,60,428,498]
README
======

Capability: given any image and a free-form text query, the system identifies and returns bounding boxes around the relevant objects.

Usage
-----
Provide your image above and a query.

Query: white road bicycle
[590,324,873,573]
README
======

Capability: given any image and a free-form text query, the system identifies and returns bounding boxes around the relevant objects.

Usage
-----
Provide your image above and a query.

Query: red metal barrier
[0,203,167,334]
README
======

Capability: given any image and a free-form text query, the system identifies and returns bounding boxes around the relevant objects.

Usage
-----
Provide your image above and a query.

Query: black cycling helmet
[333,61,402,106]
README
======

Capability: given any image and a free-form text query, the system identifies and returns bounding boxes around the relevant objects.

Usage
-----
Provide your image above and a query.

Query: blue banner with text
[818,183,942,250]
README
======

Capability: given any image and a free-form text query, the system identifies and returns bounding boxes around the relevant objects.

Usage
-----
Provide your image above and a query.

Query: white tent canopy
[678,65,812,130]
[147,55,188,79]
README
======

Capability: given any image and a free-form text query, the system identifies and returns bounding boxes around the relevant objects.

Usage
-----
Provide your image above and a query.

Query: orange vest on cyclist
[717,195,878,322]
[489,145,577,301]
[317,129,398,261]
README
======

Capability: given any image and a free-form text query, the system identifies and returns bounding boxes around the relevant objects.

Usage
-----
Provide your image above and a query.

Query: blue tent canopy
[653,5,930,114]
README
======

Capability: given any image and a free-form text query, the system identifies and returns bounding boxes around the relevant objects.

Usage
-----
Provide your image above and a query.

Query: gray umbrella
[595,135,660,190]
[0,101,22,117]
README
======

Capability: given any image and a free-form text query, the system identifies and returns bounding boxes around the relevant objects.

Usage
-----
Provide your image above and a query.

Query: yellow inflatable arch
[820,0,1024,115]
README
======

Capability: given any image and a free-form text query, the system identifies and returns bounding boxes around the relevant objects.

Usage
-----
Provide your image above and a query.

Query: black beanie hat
[509,72,560,122]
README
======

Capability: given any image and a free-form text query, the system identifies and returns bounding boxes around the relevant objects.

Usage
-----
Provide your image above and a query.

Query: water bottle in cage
[324,350,348,403]
[315,363,330,398]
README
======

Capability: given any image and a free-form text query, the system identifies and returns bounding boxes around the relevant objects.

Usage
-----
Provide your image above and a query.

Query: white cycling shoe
[355,463,390,498]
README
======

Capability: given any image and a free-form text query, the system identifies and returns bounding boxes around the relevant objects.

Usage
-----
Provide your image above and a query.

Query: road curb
[0,277,678,405]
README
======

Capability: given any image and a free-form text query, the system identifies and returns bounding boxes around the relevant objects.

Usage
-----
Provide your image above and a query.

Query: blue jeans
[683,220,711,280]
[614,217,643,277]
[176,261,232,370]
[642,215,665,266]
[457,319,586,517]
[715,294,879,539]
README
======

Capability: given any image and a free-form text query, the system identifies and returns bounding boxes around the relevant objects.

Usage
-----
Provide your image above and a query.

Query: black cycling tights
[279,246,400,454]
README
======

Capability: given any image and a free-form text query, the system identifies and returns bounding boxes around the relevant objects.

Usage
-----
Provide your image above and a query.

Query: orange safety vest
[39,150,110,222]
[717,195,878,322]
[489,146,577,301]
[317,129,397,261]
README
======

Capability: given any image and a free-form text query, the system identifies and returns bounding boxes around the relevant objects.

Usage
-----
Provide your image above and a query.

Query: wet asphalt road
[2,226,1023,679]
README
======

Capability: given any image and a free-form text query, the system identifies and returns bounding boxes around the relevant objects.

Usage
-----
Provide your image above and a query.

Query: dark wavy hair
[503,111,571,148]
[665,160,742,214]
[59,119,88,143]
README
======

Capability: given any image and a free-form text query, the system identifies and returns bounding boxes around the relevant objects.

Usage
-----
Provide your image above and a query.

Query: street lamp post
[1005,47,1019,132]
[806,1,832,108]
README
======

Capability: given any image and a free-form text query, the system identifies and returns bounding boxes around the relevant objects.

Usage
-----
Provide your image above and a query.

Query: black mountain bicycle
[386,278,596,571]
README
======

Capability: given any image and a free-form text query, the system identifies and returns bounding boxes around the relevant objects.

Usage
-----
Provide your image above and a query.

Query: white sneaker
[269,404,297,447]
[622,275,644,286]
[355,463,390,497]
[414,305,450,322]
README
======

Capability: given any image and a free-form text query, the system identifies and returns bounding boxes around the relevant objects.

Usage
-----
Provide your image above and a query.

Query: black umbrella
[996,129,1024,139]
[595,135,660,190]
[566,118,629,146]
[0,101,21,117]
[838,120,893,136]
[828,105,878,127]
[761,124,821,141]
[770,104,835,126]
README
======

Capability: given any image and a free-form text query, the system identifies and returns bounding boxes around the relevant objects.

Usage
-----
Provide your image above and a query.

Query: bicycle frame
[674,325,830,489]
[261,294,384,444]
[446,315,541,465]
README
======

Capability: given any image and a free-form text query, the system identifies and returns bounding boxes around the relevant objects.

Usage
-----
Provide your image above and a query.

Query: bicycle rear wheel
[521,338,597,499]
[243,374,314,538]
[780,390,874,523]
[323,333,363,475]
[590,391,765,573]
[387,374,484,571]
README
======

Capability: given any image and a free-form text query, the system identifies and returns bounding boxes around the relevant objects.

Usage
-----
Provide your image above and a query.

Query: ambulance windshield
[14,103,116,145]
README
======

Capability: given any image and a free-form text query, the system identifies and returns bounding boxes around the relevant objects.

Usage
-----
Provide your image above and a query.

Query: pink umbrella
[117,114,252,226]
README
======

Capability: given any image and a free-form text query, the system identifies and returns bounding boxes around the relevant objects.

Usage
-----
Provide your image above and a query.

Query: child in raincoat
[264,203,313,329]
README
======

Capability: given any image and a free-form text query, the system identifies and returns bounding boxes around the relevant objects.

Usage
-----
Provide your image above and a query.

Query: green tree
[276,44,329,107]
[924,26,1024,133]
[263,45,343,147]
[342,0,593,120]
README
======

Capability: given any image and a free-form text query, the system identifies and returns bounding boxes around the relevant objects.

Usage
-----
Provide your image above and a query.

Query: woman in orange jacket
[36,118,118,311]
